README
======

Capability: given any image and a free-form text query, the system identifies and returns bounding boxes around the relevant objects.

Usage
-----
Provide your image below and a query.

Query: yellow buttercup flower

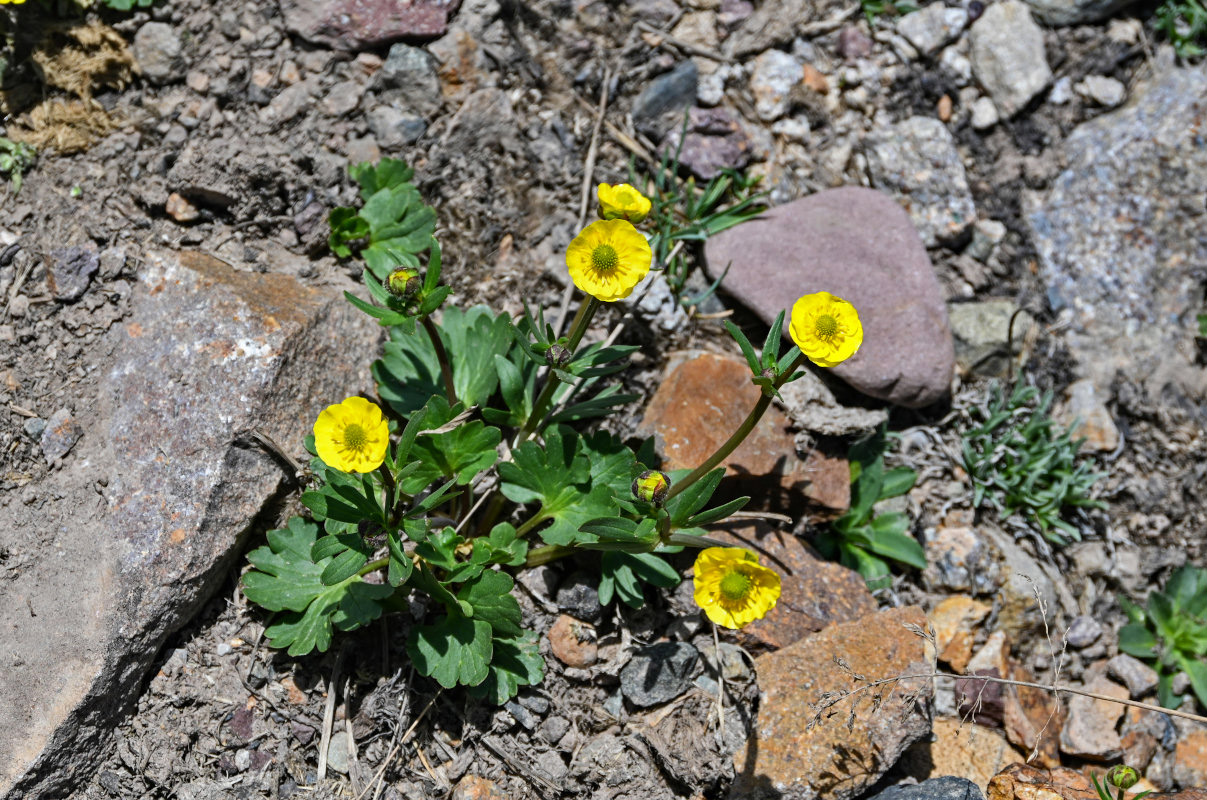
[565,219,652,303]
[789,291,863,368]
[313,396,389,473]
[693,547,780,629]
[0,0,27,4]
[597,183,652,224]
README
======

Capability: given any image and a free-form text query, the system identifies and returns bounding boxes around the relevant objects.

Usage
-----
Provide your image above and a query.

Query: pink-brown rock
[709,523,877,650]
[281,0,462,50]
[547,615,598,668]
[638,352,850,511]
[1174,730,1207,789]
[731,606,933,800]
[703,188,955,408]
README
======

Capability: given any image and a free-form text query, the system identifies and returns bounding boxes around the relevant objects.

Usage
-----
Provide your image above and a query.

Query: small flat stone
[1075,75,1125,107]
[1056,379,1119,453]
[281,0,462,50]
[40,408,82,464]
[922,525,1000,595]
[750,49,803,121]
[708,523,877,650]
[620,642,699,707]
[836,26,874,60]
[731,606,933,800]
[1064,614,1103,648]
[948,300,1034,379]
[659,106,751,180]
[49,246,100,302]
[968,1,1051,118]
[376,44,442,117]
[555,572,603,622]
[869,776,983,800]
[1173,729,1207,789]
[166,193,200,223]
[1106,653,1159,698]
[547,615,598,668]
[897,4,968,55]
[632,61,698,134]
[703,188,955,408]
[325,731,350,774]
[1058,675,1127,760]
[970,96,1000,130]
[133,22,184,85]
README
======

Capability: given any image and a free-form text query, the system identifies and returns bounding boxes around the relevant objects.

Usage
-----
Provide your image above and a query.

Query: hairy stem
[421,315,458,407]
[665,351,807,501]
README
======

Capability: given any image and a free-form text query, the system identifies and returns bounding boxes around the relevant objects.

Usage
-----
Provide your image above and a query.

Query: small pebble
[1065,615,1103,648]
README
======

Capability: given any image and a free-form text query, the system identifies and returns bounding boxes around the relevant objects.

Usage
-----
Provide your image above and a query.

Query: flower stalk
[421,314,458,407]
[665,351,807,501]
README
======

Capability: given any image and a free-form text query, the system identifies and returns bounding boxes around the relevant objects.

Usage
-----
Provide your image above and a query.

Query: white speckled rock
[969,1,1051,118]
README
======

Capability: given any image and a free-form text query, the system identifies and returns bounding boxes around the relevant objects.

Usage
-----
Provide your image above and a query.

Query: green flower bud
[632,470,670,506]
[1106,766,1140,790]
[386,267,422,300]
[545,343,571,368]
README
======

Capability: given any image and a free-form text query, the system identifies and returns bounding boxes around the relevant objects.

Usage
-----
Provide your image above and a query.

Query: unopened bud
[545,343,571,368]
[632,470,670,506]
[386,267,422,300]
[1106,766,1139,790]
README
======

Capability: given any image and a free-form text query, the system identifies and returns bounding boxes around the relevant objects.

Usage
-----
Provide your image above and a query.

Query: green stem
[379,463,397,523]
[359,556,389,576]
[514,510,547,539]
[664,352,807,501]
[518,296,600,443]
[421,314,458,407]
[525,543,575,568]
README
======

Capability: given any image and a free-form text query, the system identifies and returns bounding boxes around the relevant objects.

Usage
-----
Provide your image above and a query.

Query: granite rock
[870,776,984,800]
[1058,675,1127,760]
[1026,63,1207,400]
[0,251,376,798]
[621,643,700,707]
[704,188,955,407]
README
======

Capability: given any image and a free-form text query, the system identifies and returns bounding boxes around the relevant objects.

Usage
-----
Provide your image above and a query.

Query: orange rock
[451,775,508,800]
[802,63,830,94]
[638,352,850,511]
[924,717,1028,790]
[279,675,308,705]
[547,614,597,668]
[708,522,876,650]
[732,606,933,800]
[929,595,990,672]
[166,192,200,223]
[938,94,953,122]
[1001,661,1063,768]
[1174,729,1207,789]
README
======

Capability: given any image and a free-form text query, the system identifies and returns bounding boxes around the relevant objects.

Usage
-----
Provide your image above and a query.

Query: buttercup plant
[241,158,865,703]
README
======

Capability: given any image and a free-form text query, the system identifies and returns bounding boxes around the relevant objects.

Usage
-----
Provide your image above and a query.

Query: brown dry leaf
[8,98,123,154]
[31,21,136,100]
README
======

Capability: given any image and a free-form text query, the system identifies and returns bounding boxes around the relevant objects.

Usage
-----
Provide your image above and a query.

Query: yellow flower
[565,219,652,303]
[789,291,863,368]
[597,183,652,224]
[692,547,780,629]
[0,0,27,4]
[313,397,389,473]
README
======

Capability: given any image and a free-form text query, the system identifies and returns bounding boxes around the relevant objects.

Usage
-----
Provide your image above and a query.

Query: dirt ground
[1,0,1205,796]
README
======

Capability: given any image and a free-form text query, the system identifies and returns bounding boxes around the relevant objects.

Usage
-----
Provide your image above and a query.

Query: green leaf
[1177,654,1207,710]
[598,551,680,609]
[467,631,544,705]
[441,306,514,408]
[403,418,501,494]
[843,542,892,590]
[723,320,761,374]
[471,523,528,567]
[387,531,413,587]
[407,614,493,689]
[880,467,917,499]
[1117,623,1158,658]
[243,517,393,655]
[665,467,725,527]
[864,520,927,570]
[415,526,464,571]
[375,326,446,417]
[458,570,523,637]
[350,158,414,200]
[577,517,660,551]
[685,496,750,527]
[499,428,619,545]
[320,548,369,585]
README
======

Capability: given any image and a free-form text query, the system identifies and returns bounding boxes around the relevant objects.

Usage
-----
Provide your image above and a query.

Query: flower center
[342,423,368,451]
[719,570,752,601]
[815,314,839,339]
[591,244,619,272]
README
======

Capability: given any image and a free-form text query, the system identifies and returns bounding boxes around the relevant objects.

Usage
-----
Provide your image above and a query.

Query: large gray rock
[704,187,955,407]
[969,1,1051,117]
[864,116,977,247]
[0,251,376,799]
[1025,62,1207,399]
[870,776,984,800]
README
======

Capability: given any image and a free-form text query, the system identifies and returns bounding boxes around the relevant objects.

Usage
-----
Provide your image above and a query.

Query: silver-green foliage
[962,383,1106,545]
